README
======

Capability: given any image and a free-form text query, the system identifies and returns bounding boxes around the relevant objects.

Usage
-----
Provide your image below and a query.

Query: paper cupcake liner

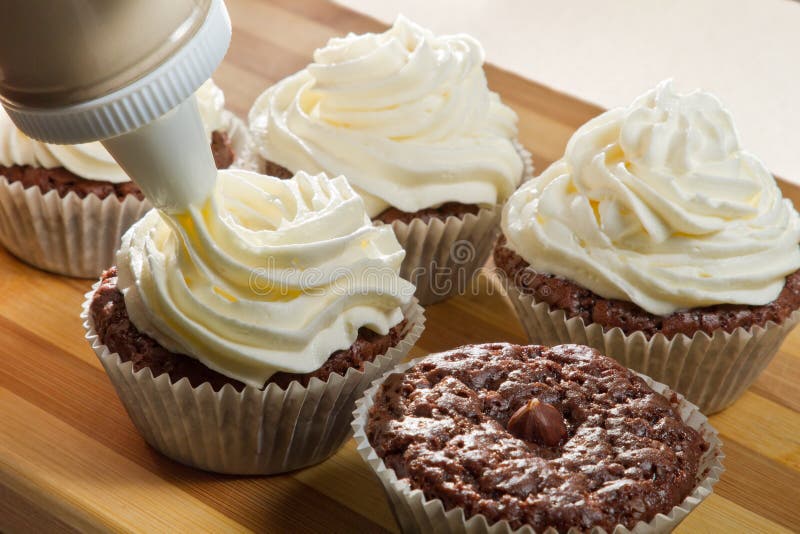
[504,284,800,414]
[386,141,534,306]
[387,206,501,306]
[352,355,724,534]
[81,283,425,475]
[0,176,150,278]
[0,110,251,279]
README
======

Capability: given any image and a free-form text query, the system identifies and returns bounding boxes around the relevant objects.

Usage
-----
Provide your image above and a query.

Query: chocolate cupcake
[249,16,532,304]
[353,343,723,534]
[83,169,424,474]
[496,81,800,413]
[0,79,251,278]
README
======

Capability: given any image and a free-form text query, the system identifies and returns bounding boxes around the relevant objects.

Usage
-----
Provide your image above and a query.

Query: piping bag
[0,0,232,214]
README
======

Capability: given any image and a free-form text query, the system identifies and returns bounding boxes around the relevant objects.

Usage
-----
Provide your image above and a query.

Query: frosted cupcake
[0,79,250,278]
[249,16,532,304]
[82,169,424,474]
[495,80,800,413]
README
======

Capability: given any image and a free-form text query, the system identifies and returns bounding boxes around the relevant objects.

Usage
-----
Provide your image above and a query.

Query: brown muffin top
[495,237,800,339]
[366,343,708,532]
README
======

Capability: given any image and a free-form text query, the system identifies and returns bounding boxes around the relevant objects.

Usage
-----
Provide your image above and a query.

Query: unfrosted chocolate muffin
[261,158,481,224]
[90,267,407,391]
[366,343,708,533]
[0,130,235,201]
[494,236,800,339]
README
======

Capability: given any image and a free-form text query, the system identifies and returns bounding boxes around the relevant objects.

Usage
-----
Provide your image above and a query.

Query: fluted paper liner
[0,111,253,279]
[504,284,800,414]
[352,355,724,534]
[388,206,500,306]
[81,283,425,475]
[385,141,534,305]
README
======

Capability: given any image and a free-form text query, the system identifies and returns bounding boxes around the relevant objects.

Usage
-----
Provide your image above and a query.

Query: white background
[336,0,800,182]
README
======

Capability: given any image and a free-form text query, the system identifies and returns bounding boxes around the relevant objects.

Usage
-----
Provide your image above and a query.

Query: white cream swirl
[0,80,228,183]
[502,80,800,316]
[249,15,523,217]
[116,170,414,387]
[194,78,228,138]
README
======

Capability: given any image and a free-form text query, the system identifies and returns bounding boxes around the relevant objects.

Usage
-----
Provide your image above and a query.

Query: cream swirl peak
[116,170,414,387]
[0,80,227,183]
[195,78,228,139]
[249,15,523,217]
[503,80,800,316]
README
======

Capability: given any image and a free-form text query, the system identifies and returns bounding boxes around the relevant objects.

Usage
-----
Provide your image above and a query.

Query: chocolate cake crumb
[1,130,235,201]
[210,130,235,170]
[263,159,294,179]
[366,343,708,532]
[494,236,800,338]
[90,267,407,391]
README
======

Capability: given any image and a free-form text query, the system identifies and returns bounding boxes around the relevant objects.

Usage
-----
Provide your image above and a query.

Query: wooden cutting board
[1,1,798,532]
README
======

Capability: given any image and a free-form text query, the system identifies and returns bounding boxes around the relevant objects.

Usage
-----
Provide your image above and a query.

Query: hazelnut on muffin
[0,79,243,278]
[249,16,531,304]
[84,169,424,474]
[355,343,720,533]
[496,80,800,413]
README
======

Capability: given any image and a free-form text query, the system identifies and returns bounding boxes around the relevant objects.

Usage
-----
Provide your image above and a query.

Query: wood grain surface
[1,1,799,532]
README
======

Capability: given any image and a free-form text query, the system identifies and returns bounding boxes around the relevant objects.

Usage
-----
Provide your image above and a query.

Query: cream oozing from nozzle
[101,96,218,213]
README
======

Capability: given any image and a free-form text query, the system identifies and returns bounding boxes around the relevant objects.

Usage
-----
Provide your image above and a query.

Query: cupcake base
[503,284,800,414]
[352,355,724,534]
[494,239,800,339]
[386,206,501,306]
[82,282,425,475]
[0,178,149,278]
